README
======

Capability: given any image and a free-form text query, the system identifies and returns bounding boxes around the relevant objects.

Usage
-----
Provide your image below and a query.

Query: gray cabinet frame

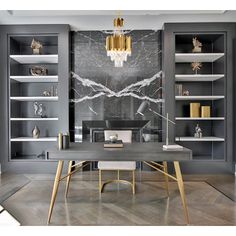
[0,24,70,173]
[162,23,235,173]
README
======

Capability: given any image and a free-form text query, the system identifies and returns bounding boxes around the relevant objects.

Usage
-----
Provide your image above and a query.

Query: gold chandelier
[105,17,132,67]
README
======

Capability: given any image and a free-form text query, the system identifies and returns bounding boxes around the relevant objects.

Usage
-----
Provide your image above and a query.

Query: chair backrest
[104,130,132,143]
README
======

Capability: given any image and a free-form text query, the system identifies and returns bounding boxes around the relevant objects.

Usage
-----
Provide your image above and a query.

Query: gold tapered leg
[117,170,120,180]
[174,161,190,225]
[132,170,135,194]
[47,160,64,224]
[65,161,73,198]
[99,169,102,193]
[163,161,169,197]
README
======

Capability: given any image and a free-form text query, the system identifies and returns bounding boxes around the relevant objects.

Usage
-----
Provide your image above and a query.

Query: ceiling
[0,10,235,30]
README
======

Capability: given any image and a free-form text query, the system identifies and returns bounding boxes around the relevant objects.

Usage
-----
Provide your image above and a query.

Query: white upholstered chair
[98,130,136,194]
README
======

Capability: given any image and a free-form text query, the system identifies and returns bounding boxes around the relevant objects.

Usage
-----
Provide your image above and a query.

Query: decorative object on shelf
[105,15,132,67]
[194,124,202,138]
[191,62,202,74]
[43,90,51,96]
[182,89,190,96]
[62,133,70,149]
[30,66,48,76]
[32,125,40,138]
[201,106,211,117]
[58,132,63,150]
[192,37,202,53]
[42,86,57,97]
[33,102,47,118]
[109,134,118,143]
[175,84,183,96]
[31,38,43,54]
[190,103,200,117]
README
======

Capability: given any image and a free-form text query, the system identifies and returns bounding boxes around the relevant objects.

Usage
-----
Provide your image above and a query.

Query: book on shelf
[104,140,123,148]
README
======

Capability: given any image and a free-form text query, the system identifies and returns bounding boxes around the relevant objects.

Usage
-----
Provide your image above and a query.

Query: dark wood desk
[47,142,192,225]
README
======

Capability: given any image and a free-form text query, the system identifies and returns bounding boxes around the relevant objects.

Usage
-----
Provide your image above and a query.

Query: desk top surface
[47,142,192,162]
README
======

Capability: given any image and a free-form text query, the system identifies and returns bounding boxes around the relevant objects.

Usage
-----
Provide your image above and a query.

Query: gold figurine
[192,37,202,53]
[31,38,43,54]
[191,62,202,74]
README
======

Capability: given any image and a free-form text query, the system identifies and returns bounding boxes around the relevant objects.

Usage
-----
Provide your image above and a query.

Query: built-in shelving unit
[175,95,224,100]
[10,54,58,64]
[10,75,58,83]
[10,96,58,101]
[11,137,57,142]
[175,137,225,142]
[175,117,224,120]
[9,34,59,161]
[175,74,224,82]
[11,118,58,121]
[174,33,225,161]
[175,53,224,62]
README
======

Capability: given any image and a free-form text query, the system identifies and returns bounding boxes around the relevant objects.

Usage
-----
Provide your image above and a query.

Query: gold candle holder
[190,103,200,117]
[201,106,211,117]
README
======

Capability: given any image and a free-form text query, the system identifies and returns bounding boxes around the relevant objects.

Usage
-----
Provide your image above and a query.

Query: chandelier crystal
[105,17,132,67]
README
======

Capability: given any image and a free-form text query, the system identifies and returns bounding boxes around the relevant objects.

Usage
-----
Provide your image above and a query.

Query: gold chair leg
[174,161,190,225]
[117,170,120,180]
[65,160,73,198]
[163,161,169,197]
[47,160,64,224]
[132,170,135,194]
[99,169,102,193]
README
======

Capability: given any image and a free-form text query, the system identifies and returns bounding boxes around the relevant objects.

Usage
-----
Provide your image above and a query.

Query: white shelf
[175,53,224,63]
[10,118,58,121]
[10,75,58,83]
[11,137,57,142]
[10,96,58,101]
[175,74,224,82]
[175,117,224,121]
[175,136,225,142]
[175,95,224,100]
[10,55,58,64]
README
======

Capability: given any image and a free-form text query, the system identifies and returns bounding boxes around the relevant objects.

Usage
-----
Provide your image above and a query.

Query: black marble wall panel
[70,30,162,142]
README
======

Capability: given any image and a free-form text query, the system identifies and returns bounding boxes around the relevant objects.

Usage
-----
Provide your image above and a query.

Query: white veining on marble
[71,71,163,104]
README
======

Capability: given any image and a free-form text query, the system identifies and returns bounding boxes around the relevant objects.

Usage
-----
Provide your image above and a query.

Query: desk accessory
[136,101,183,150]
[104,140,123,148]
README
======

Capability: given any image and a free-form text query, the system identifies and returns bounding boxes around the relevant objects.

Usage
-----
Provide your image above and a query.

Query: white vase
[32,126,40,138]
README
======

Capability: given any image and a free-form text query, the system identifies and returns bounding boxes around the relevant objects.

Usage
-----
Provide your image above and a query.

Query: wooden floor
[1,171,236,226]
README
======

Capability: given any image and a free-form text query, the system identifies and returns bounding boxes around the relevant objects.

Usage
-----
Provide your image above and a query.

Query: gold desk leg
[65,161,73,198]
[163,161,169,197]
[99,169,102,193]
[132,170,135,195]
[174,161,190,225]
[47,160,64,224]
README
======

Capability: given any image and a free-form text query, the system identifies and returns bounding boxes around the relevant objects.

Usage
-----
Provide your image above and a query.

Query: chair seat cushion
[98,161,136,170]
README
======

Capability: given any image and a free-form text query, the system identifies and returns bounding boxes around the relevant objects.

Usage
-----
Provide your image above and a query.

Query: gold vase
[190,103,200,117]
[201,106,211,117]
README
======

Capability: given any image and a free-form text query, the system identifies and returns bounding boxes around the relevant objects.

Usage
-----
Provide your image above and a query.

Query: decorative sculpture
[30,66,48,76]
[191,62,202,74]
[182,89,190,96]
[32,125,40,138]
[31,38,43,54]
[194,124,202,138]
[43,91,51,96]
[192,37,202,53]
[33,102,46,118]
